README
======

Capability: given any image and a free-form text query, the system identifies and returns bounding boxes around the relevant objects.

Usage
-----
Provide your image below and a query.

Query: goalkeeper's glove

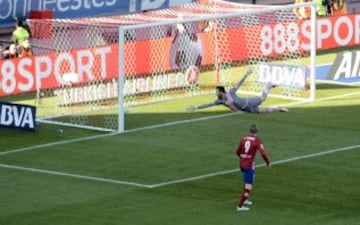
[187,105,197,113]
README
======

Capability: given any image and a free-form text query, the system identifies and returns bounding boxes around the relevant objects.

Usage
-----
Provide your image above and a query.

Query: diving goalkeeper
[187,68,289,113]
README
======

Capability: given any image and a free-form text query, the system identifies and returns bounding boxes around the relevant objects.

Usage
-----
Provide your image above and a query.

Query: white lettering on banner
[0,105,35,129]
[141,0,165,11]
[0,0,31,19]
[124,73,185,94]
[0,0,117,20]
[1,60,16,94]
[18,58,34,91]
[57,0,71,11]
[55,52,76,84]
[70,0,81,10]
[49,0,116,12]
[0,0,12,19]
[333,51,360,80]
[261,15,360,55]
[55,81,117,106]
[169,0,193,6]
[55,73,187,106]
[35,56,52,89]
[258,64,306,89]
[96,47,111,79]
[0,46,111,95]
[130,0,193,12]
[317,18,332,49]
[316,15,360,48]
[301,20,311,51]
[334,17,353,46]
[77,50,94,81]
[44,0,56,10]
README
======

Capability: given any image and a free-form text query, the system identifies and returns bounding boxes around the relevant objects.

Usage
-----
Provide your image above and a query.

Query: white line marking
[0,133,116,156]
[1,91,359,157]
[312,91,360,102]
[0,145,359,188]
[147,144,360,188]
[0,163,151,188]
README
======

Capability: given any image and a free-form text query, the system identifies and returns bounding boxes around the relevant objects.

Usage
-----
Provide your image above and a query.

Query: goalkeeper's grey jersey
[198,87,262,112]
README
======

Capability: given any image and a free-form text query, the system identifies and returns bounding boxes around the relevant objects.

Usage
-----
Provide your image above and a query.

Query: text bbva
[0,102,36,130]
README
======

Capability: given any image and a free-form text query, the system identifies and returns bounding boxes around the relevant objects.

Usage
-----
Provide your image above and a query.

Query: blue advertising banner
[0,102,36,131]
[0,0,196,28]
[316,50,360,85]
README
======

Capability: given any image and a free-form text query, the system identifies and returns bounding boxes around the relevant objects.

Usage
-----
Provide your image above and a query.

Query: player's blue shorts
[241,168,255,184]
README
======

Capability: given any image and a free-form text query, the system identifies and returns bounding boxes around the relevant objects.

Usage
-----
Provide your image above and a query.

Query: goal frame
[117,2,317,133]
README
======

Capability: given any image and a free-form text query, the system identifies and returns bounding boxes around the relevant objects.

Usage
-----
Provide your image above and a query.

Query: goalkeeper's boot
[236,206,250,211]
[266,83,277,90]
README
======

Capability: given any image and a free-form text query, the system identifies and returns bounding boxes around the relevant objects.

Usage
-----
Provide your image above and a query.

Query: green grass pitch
[1,49,360,225]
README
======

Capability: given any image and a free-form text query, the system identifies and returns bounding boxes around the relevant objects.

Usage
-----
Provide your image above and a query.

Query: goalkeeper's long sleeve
[197,102,217,109]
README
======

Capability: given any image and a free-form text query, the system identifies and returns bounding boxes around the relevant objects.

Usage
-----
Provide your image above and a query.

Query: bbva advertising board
[0,102,36,131]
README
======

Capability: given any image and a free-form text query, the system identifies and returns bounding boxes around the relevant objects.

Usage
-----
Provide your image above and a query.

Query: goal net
[27,0,316,132]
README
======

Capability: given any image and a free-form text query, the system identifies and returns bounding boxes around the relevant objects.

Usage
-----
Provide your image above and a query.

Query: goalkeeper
[187,68,289,113]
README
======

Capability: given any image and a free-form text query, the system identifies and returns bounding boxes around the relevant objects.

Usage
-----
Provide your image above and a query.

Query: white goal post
[117,2,317,132]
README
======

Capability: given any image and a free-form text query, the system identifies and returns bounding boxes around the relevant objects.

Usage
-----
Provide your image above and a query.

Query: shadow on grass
[49,100,360,133]
[316,82,360,90]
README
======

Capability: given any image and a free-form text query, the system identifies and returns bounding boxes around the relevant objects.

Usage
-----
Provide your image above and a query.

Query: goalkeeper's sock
[259,107,276,113]
[259,107,288,113]
[238,188,251,208]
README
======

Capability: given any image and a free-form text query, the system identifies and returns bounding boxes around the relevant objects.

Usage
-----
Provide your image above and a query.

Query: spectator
[17,38,33,58]
[204,20,217,32]
[316,0,327,16]
[11,20,30,46]
[332,0,348,16]
[3,43,18,59]
[0,43,7,60]
[293,0,311,19]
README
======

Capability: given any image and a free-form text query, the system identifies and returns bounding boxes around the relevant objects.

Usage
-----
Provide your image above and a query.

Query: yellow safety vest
[14,27,30,45]
[316,0,327,16]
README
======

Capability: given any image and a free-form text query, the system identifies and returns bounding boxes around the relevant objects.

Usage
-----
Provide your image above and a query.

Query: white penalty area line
[0,163,151,188]
[0,132,116,156]
[1,91,360,157]
[0,144,359,189]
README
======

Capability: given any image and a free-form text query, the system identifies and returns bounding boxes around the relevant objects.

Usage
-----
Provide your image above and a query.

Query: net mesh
[27,0,314,132]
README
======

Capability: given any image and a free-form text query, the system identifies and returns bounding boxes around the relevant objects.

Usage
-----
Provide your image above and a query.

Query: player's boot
[279,107,289,112]
[244,200,253,206]
[236,206,250,211]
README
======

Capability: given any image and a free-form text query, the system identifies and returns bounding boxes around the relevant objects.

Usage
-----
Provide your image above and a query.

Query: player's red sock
[238,188,251,207]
